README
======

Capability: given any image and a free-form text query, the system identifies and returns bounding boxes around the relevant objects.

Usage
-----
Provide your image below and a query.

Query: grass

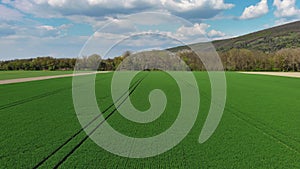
[0,72,299,168]
[0,71,73,80]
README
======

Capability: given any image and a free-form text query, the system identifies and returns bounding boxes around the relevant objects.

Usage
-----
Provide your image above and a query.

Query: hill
[169,21,300,53]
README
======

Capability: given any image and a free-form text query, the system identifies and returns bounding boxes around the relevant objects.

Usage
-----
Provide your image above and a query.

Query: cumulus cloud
[0,1,232,59]
[79,22,227,58]
[208,29,226,37]
[162,0,234,19]
[99,22,226,43]
[175,23,226,39]
[36,24,72,37]
[75,14,226,49]
[3,0,234,20]
[273,0,300,18]
[240,0,269,20]
[176,23,210,37]
[272,0,300,25]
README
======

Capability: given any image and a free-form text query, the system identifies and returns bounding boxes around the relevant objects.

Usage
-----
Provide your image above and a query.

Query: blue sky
[1,0,300,60]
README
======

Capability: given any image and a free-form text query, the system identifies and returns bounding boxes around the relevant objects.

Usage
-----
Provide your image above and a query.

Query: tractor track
[0,75,111,111]
[33,73,149,169]
[0,87,70,111]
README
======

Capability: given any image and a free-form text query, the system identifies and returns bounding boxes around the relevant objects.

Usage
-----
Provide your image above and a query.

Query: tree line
[223,48,300,71]
[0,57,76,71]
[0,55,124,71]
[178,48,300,71]
[1,48,300,71]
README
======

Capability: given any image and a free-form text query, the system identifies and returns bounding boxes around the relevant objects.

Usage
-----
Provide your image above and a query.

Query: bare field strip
[240,72,300,78]
[0,71,111,85]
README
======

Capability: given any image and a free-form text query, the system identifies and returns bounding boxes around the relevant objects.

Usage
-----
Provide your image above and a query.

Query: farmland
[0,71,73,80]
[0,72,300,168]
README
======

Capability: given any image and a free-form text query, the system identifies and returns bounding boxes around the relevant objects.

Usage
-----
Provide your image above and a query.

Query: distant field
[0,71,73,80]
[0,72,299,168]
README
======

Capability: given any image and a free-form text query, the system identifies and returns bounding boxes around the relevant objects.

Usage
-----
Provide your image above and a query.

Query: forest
[1,48,300,72]
[184,48,300,71]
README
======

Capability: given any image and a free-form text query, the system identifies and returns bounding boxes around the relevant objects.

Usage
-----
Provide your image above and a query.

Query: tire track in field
[33,76,142,168]
[199,86,300,154]
[0,87,70,111]
[0,75,111,111]
[178,76,300,154]
[227,105,300,154]
[0,75,111,157]
[33,73,149,169]
[52,74,148,169]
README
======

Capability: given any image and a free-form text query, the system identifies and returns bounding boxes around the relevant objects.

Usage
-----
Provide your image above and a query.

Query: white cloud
[273,0,300,26]
[162,0,233,11]
[0,21,227,60]
[0,19,72,38]
[93,32,127,40]
[176,23,210,37]
[175,23,226,39]
[240,0,268,20]
[208,29,225,37]
[162,0,234,19]
[61,22,227,58]
[38,25,56,31]
[0,1,232,60]
[273,0,300,18]
[4,0,234,20]
[70,13,227,47]
[36,24,72,37]
[0,4,23,21]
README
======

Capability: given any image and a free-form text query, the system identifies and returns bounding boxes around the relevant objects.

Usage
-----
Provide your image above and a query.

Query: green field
[0,71,73,80]
[0,72,299,168]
